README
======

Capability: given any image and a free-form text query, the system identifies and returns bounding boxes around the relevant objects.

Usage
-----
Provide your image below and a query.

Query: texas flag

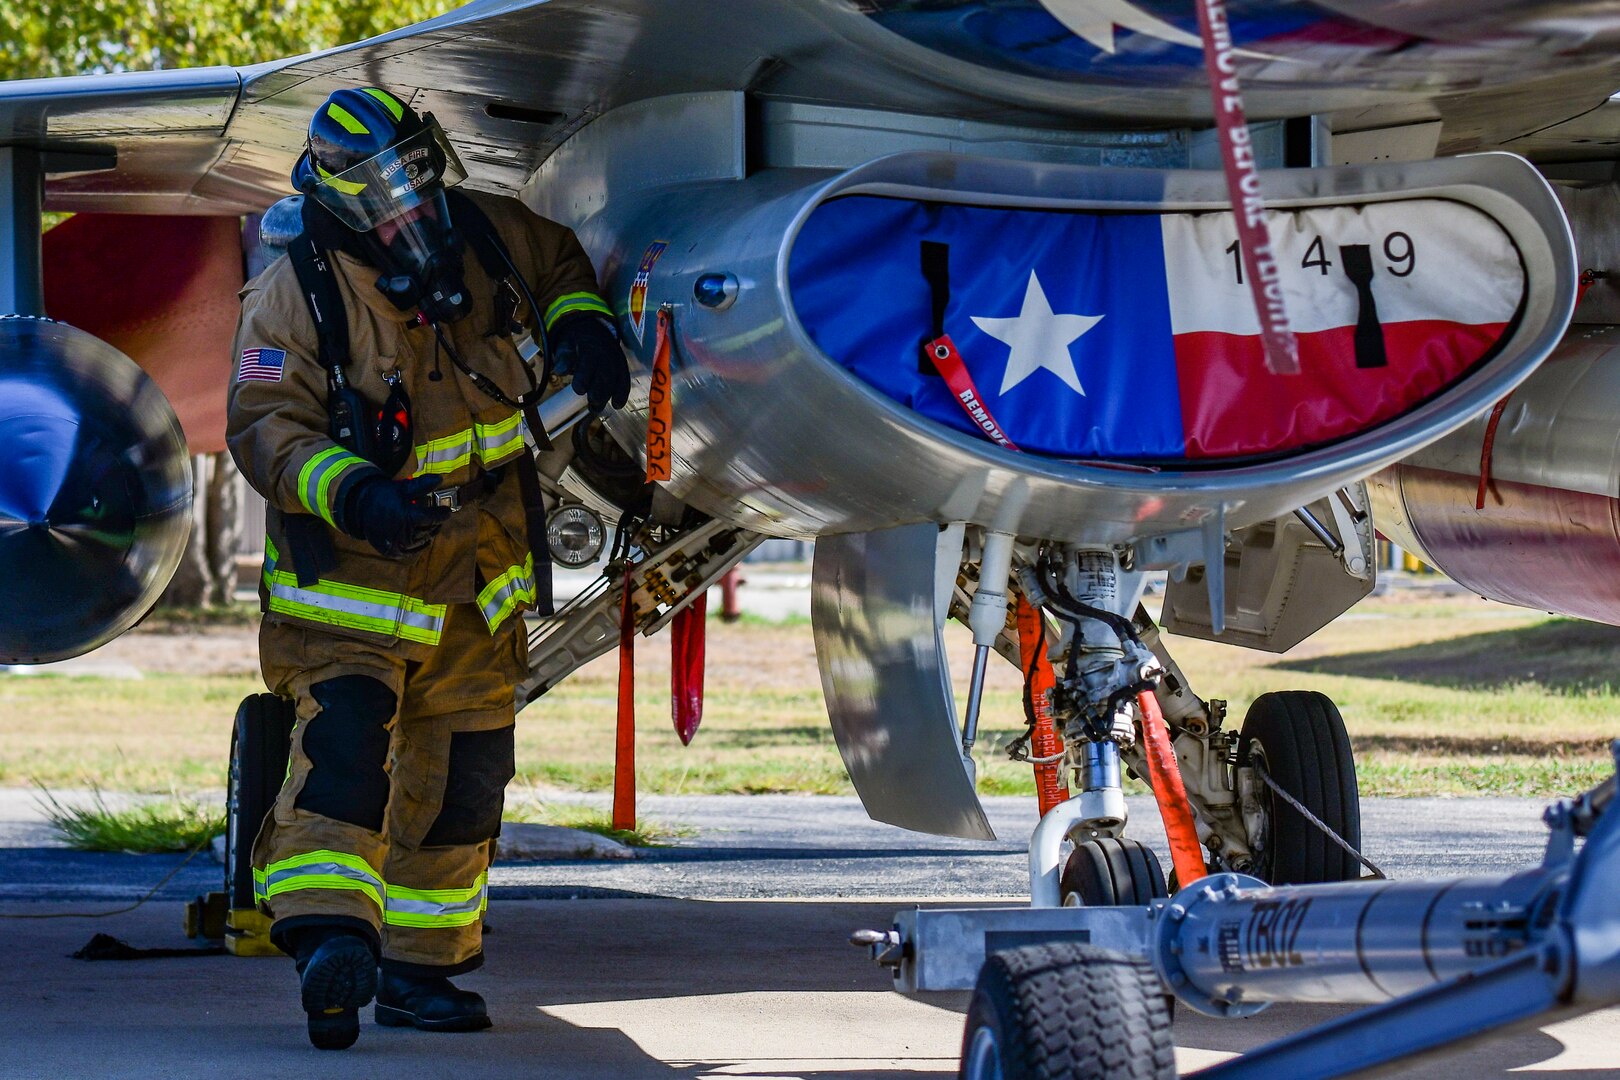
[789,195,1523,461]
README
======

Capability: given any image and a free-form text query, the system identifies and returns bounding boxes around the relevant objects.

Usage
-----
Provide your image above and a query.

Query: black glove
[338,474,452,557]
[550,312,630,412]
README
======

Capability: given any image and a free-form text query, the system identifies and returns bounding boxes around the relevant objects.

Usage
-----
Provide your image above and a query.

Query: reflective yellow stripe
[260,849,384,910]
[326,102,370,135]
[297,446,372,526]
[384,872,489,929]
[477,555,536,633]
[413,412,527,476]
[543,291,613,332]
[474,412,526,467]
[263,539,447,645]
[316,162,367,196]
[361,87,404,121]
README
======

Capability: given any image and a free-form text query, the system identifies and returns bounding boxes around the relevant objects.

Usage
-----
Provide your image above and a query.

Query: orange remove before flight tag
[646,308,673,482]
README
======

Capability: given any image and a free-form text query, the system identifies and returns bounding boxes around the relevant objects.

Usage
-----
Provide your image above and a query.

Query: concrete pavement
[3,792,1617,1078]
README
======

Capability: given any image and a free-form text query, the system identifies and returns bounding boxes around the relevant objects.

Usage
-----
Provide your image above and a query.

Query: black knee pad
[423,726,516,847]
[295,675,396,830]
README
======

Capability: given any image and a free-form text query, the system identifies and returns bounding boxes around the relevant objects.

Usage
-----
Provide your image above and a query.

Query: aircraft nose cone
[0,318,191,665]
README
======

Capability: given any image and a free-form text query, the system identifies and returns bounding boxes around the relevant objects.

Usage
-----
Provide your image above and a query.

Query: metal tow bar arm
[1166,749,1620,1078]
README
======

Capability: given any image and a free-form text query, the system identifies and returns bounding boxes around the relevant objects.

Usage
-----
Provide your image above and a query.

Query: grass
[2,594,1617,800]
[503,798,693,847]
[35,785,223,853]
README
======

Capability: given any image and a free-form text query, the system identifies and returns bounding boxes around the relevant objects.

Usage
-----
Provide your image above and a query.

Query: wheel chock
[182,891,229,940]
[223,908,282,957]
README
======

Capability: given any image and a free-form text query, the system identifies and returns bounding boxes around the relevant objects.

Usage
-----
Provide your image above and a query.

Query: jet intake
[1371,326,1620,625]
[0,316,191,663]
[562,142,1574,543]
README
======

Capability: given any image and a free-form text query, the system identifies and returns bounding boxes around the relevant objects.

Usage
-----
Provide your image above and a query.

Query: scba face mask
[365,192,473,324]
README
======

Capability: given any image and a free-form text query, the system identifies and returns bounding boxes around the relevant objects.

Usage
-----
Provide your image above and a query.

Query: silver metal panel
[811,524,993,841]
[526,92,744,227]
[756,100,1189,172]
[1162,487,1376,653]
[1369,327,1620,625]
[552,141,1573,545]
[1556,182,1620,325]
[1388,328,1620,501]
[892,904,1154,993]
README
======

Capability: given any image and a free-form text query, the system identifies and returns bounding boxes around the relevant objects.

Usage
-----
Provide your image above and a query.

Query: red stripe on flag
[1174,320,1508,458]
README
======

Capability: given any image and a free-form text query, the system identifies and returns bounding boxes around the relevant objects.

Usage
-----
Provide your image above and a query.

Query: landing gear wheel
[960,943,1176,1080]
[1060,837,1168,907]
[1239,690,1361,885]
[225,694,296,909]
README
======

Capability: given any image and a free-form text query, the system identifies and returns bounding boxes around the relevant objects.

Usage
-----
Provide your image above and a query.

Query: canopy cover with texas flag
[789,194,1525,461]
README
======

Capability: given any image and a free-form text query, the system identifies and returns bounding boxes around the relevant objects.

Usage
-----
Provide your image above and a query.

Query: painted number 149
[1225,232,1415,284]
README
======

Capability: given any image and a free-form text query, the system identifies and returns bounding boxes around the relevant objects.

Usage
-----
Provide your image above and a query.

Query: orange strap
[612,563,637,831]
[1138,690,1206,887]
[646,308,673,482]
[1193,0,1298,375]
[1015,597,1067,815]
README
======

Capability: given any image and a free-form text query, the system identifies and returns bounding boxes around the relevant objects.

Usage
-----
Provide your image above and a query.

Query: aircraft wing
[7,0,1620,215]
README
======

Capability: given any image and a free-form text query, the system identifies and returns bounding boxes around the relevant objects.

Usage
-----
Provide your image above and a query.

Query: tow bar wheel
[959,943,1175,1080]
[1238,690,1362,885]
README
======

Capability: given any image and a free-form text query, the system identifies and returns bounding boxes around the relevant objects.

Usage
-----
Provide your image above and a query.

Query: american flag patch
[237,347,286,383]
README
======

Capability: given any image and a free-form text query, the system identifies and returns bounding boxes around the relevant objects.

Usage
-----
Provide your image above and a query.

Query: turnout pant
[252,603,524,975]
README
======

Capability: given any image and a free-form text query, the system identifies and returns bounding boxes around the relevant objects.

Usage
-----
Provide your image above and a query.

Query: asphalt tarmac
[3,792,1616,1078]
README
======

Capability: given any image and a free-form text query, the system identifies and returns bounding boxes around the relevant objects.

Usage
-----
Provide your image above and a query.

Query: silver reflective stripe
[269,579,430,630]
[479,566,535,629]
[264,861,384,895]
[417,434,474,473]
[386,886,488,919]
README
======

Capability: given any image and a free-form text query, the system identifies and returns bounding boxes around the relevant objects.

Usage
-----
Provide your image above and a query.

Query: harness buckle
[427,488,462,512]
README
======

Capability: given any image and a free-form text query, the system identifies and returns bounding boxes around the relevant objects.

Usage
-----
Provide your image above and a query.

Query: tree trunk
[158,451,242,608]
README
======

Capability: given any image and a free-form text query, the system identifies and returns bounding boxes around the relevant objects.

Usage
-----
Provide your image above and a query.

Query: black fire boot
[375,969,492,1032]
[295,932,379,1050]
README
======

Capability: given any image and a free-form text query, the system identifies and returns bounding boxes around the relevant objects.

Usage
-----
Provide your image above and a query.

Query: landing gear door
[812,523,995,840]
[1162,484,1376,653]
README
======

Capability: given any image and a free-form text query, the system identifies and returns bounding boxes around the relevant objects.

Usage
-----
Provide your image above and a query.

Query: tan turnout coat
[226,192,610,658]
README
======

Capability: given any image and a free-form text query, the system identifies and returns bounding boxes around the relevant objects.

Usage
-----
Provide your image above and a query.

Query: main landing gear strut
[851,536,1617,1078]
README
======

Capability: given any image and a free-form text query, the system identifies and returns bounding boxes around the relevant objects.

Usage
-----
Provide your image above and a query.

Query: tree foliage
[0,0,454,81]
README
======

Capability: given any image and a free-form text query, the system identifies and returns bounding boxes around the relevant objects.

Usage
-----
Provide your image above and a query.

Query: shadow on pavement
[3,897,1616,1078]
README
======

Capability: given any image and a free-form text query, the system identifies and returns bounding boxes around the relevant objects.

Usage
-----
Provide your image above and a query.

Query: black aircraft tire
[959,943,1176,1080]
[1238,690,1361,885]
[225,693,296,910]
[1059,837,1168,907]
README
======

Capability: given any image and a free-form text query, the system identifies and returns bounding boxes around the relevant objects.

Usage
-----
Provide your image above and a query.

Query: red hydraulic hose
[1139,690,1207,887]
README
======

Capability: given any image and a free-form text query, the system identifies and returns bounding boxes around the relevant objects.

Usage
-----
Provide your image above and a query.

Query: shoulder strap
[447,190,519,285]
[287,234,351,370]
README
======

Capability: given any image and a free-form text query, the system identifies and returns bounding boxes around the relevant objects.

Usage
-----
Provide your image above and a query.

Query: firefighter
[226,87,629,1050]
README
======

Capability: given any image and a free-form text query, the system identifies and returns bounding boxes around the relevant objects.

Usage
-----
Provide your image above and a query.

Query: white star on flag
[971,270,1103,397]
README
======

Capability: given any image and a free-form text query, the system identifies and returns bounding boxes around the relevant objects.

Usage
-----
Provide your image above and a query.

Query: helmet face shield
[306,116,467,232]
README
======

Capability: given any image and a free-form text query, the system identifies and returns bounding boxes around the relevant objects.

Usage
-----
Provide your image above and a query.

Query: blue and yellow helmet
[292,87,466,232]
